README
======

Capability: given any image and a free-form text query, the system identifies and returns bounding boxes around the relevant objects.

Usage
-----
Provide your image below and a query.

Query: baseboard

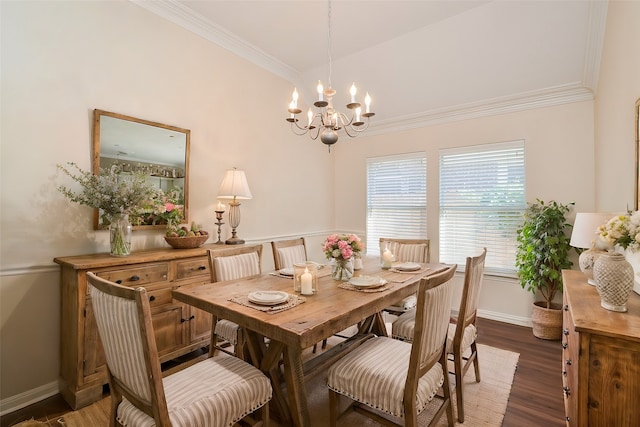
[477,308,532,328]
[0,380,60,416]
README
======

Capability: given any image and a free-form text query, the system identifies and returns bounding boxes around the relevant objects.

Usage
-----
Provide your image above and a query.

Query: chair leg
[259,401,269,427]
[454,350,465,423]
[322,339,327,349]
[471,341,481,382]
[236,329,246,360]
[329,389,339,427]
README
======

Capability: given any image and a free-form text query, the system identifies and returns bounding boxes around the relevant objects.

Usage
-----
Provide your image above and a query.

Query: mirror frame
[92,109,190,230]
[636,98,640,210]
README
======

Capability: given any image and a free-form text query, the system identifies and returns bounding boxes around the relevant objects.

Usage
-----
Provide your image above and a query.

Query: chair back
[87,272,170,424]
[209,245,263,282]
[379,238,430,263]
[271,238,307,270]
[455,248,487,337]
[407,265,457,384]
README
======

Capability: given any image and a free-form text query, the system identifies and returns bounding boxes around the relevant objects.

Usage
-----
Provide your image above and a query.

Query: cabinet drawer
[146,287,173,309]
[175,257,210,281]
[96,263,169,286]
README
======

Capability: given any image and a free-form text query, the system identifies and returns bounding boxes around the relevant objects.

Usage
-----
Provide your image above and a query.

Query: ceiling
[132,0,608,133]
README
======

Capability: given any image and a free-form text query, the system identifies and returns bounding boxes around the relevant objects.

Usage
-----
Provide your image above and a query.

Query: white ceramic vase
[593,252,634,312]
[623,248,640,296]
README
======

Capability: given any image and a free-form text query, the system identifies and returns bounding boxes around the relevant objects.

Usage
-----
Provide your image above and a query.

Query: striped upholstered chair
[393,248,486,423]
[327,264,457,427]
[208,245,263,359]
[380,238,430,314]
[87,272,272,427]
[271,237,307,270]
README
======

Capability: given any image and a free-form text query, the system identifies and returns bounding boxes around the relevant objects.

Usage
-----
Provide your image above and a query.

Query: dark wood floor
[1,317,565,427]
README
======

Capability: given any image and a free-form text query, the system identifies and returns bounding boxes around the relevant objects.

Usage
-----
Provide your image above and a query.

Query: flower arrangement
[597,211,640,251]
[323,233,364,262]
[57,162,160,222]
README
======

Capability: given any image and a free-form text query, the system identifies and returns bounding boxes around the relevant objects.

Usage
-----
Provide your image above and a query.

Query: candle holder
[214,210,225,244]
[294,262,318,294]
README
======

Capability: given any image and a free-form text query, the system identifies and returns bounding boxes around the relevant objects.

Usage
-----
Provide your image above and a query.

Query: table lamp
[570,212,616,284]
[218,168,252,245]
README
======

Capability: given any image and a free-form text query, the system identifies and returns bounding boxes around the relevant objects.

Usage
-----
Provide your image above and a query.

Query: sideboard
[561,269,640,426]
[54,243,261,410]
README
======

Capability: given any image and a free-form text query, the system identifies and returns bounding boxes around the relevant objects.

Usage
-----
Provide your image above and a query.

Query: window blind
[366,152,427,256]
[439,140,525,275]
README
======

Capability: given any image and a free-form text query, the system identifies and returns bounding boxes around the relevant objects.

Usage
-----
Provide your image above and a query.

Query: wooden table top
[173,257,448,349]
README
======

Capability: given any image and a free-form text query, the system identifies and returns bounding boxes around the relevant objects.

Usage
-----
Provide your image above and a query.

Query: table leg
[282,345,311,427]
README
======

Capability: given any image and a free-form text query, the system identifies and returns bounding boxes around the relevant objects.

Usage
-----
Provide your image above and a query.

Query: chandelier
[286,0,375,152]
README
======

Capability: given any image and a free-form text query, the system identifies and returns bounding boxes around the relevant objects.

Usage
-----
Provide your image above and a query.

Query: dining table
[172,255,449,427]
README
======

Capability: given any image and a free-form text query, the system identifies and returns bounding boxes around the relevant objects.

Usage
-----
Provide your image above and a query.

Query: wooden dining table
[172,256,448,427]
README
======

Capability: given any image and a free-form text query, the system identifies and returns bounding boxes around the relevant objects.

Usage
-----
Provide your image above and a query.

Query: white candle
[217,201,225,211]
[317,80,324,102]
[365,92,371,113]
[350,83,357,103]
[382,249,393,269]
[308,109,313,127]
[292,87,298,109]
[301,267,313,295]
[355,106,361,122]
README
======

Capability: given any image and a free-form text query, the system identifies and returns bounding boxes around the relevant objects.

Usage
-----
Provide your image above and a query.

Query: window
[439,140,525,275]
[366,152,427,256]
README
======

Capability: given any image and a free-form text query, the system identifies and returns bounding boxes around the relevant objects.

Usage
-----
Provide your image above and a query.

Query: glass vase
[109,213,132,257]
[331,258,354,281]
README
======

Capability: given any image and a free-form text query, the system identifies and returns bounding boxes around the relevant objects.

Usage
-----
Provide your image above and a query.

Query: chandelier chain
[327,0,332,89]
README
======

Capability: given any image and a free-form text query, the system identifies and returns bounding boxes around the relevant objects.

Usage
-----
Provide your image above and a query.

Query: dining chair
[208,245,263,359]
[326,264,457,427]
[271,237,328,353]
[392,248,486,423]
[271,237,307,270]
[380,238,430,314]
[87,272,272,427]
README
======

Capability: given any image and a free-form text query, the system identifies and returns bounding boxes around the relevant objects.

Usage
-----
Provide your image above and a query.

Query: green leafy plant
[515,199,575,308]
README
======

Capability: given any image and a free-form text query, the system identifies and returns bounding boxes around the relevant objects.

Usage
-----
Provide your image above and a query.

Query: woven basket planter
[531,301,563,340]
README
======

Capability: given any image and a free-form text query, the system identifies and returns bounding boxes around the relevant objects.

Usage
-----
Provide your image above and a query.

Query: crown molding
[129,0,300,82]
[582,0,609,93]
[367,83,595,136]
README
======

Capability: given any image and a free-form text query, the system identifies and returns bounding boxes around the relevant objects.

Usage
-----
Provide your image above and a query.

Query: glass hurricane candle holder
[294,262,318,295]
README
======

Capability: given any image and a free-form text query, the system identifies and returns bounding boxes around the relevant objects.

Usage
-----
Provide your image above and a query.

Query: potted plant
[516,199,574,340]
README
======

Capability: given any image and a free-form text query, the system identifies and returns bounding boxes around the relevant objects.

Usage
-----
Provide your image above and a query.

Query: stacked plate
[395,262,421,272]
[348,276,387,289]
[247,290,290,306]
[278,267,294,276]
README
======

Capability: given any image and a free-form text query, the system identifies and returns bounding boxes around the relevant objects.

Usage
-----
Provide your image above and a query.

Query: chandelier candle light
[286,0,375,152]
[217,168,252,245]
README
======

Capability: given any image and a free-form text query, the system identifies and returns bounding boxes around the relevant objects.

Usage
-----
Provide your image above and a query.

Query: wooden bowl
[164,234,209,249]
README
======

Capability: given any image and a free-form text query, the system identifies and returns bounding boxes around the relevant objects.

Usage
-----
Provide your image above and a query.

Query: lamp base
[225,236,245,245]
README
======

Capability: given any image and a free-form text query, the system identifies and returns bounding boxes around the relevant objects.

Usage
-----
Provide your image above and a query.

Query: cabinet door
[153,304,189,359]
[189,306,212,344]
[83,299,107,379]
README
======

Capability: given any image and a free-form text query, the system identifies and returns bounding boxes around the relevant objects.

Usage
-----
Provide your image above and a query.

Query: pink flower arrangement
[323,234,364,262]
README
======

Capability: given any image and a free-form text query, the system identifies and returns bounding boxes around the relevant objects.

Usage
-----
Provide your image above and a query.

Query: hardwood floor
[1,317,565,427]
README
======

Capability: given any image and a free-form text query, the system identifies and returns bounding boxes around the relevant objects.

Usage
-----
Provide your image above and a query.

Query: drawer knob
[149,296,156,302]
[130,275,140,281]
[181,315,195,323]
[562,370,567,377]
[566,359,572,366]
[566,416,571,422]
[563,386,571,396]
[563,328,569,336]
[115,279,123,284]
[564,304,569,311]
[562,343,568,349]
[198,265,206,270]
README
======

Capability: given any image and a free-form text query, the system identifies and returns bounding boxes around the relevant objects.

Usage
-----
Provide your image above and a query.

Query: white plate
[279,268,294,276]
[395,262,421,272]
[293,261,323,270]
[348,276,386,288]
[248,291,290,306]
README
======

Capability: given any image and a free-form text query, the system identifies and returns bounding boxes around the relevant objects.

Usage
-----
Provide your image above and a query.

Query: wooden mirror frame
[636,98,640,210]
[92,109,190,230]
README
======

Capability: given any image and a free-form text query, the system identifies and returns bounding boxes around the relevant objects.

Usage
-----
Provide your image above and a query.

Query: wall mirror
[92,109,190,230]
[636,98,640,210]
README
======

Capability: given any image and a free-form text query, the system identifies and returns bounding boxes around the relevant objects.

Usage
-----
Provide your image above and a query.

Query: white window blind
[439,140,525,275]
[366,152,427,256]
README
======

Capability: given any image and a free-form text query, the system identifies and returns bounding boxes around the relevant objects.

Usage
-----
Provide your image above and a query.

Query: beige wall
[1,0,639,413]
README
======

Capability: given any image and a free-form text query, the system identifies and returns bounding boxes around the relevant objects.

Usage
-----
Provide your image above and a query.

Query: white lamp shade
[218,169,252,200]
[570,212,618,249]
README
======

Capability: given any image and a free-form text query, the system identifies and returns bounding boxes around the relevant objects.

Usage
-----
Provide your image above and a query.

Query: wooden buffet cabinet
[54,244,260,410]
[561,270,640,426]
